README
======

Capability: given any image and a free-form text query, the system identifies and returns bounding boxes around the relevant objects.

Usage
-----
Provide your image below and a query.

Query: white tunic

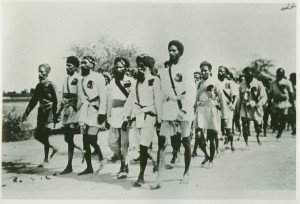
[123,74,163,128]
[77,71,107,127]
[219,79,238,120]
[107,75,134,128]
[59,73,82,125]
[159,61,196,121]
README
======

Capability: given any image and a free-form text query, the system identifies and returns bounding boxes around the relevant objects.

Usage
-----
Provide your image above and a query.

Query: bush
[2,107,33,142]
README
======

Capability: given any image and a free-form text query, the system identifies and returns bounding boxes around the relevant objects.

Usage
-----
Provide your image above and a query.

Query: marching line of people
[22,40,296,189]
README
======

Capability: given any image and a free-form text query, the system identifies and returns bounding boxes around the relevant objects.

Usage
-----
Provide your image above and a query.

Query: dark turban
[276,67,285,77]
[114,57,130,69]
[168,40,184,56]
[136,54,155,69]
[66,56,80,67]
[82,55,96,67]
[243,66,254,74]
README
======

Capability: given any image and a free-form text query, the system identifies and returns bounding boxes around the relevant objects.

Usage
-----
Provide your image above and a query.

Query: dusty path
[1,129,296,200]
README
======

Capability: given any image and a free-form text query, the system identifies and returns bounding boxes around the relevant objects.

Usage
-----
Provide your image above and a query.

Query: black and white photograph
[1,0,297,202]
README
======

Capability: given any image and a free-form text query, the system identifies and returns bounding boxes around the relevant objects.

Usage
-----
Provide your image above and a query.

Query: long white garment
[219,79,238,120]
[159,61,196,121]
[195,77,222,131]
[239,78,267,122]
[107,76,134,128]
[59,73,82,125]
[77,71,107,127]
[123,74,163,146]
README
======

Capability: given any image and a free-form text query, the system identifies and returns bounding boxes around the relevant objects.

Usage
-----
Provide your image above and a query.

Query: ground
[1,128,296,200]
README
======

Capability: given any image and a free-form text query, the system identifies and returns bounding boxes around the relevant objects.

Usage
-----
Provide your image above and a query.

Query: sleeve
[57,80,65,114]
[24,84,40,117]
[257,82,267,107]
[154,77,163,123]
[182,70,196,112]
[287,80,294,94]
[49,83,59,117]
[76,78,84,110]
[122,87,134,120]
[97,74,107,115]
[106,84,112,119]
[77,78,87,107]
[214,81,223,104]
[237,85,243,113]
[231,81,238,106]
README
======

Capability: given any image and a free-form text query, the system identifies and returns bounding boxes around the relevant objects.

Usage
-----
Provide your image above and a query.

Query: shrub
[2,107,33,142]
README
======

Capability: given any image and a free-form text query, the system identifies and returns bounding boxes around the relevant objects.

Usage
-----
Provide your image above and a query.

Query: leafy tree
[69,37,140,73]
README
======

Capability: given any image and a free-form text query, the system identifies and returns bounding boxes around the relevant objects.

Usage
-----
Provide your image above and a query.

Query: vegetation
[2,107,33,142]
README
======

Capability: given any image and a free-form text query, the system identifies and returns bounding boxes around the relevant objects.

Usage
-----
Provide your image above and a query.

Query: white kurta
[219,79,238,120]
[77,71,107,128]
[107,76,134,128]
[59,73,82,125]
[159,61,196,121]
[239,78,267,122]
[123,74,163,146]
[195,77,222,131]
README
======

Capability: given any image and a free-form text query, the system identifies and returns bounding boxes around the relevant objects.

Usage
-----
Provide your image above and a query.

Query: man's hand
[97,114,107,125]
[121,121,128,131]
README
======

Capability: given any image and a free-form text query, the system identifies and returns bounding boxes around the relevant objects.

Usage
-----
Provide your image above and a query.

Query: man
[233,75,245,139]
[269,68,294,139]
[77,55,107,175]
[122,54,162,187]
[262,78,273,137]
[22,64,59,168]
[289,73,296,135]
[237,67,267,147]
[194,61,222,168]
[194,71,201,83]
[57,56,83,174]
[192,71,202,157]
[218,66,238,151]
[106,57,133,179]
[151,40,196,188]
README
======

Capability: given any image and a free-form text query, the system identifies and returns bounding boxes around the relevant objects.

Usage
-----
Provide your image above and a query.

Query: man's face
[244,70,254,84]
[137,62,148,82]
[276,69,285,80]
[80,59,92,76]
[218,67,226,81]
[194,73,201,82]
[38,66,48,81]
[113,61,126,80]
[168,45,180,64]
[66,63,76,76]
[201,66,211,80]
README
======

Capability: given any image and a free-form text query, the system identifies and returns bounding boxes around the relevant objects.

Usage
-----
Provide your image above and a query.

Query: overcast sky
[2,2,296,92]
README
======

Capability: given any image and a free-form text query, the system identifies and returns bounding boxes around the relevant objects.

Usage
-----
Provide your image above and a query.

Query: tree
[249,57,275,82]
[69,37,141,73]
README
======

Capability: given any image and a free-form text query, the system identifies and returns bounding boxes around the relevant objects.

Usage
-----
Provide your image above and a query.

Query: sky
[2,2,297,92]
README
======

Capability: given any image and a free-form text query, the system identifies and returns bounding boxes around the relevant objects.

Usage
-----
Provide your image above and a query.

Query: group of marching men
[22,40,296,189]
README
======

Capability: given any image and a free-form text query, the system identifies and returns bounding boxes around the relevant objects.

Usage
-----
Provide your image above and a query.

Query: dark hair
[239,74,245,83]
[243,66,254,74]
[218,66,229,75]
[200,61,212,71]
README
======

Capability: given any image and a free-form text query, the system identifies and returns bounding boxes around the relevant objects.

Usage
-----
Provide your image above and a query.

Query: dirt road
[1,129,296,200]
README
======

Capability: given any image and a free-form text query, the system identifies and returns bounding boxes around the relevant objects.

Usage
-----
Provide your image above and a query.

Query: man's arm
[23,84,40,119]
[154,77,163,123]
[97,74,107,115]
